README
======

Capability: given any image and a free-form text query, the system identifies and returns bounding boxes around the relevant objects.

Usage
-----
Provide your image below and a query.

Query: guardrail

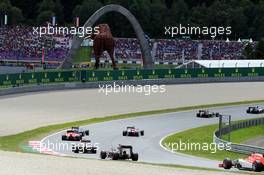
[214,117,264,155]
[0,67,264,88]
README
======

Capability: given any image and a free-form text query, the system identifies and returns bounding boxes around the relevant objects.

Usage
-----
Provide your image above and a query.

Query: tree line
[0,0,262,40]
[243,41,264,59]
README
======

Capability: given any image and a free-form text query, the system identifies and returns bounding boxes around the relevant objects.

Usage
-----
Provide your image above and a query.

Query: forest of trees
[0,0,264,41]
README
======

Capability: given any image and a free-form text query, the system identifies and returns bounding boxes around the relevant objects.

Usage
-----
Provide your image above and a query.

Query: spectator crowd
[0,27,70,63]
[0,26,254,68]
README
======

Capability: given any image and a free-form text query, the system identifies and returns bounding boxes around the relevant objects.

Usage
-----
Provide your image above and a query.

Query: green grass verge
[72,46,176,69]
[162,119,264,161]
[222,125,264,144]
[161,124,247,161]
[1,99,264,154]
[1,100,263,174]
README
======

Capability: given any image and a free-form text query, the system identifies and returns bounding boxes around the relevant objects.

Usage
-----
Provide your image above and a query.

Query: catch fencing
[214,117,264,155]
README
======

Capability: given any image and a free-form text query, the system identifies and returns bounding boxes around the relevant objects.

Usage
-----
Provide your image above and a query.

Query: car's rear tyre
[131,153,138,161]
[123,131,127,136]
[100,151,107,159]
[85,130,89,136]
[74,148,79,153]
[140,130,144,136]
[252,161,263,172]
[112,153,119,160]
[223,158,232,169]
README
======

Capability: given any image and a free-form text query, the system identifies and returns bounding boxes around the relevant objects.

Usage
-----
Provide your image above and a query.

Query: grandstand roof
[188,60,264,68]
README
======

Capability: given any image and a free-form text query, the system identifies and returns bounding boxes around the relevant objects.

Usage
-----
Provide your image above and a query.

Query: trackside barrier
[0,67,264,88]
[214,117,264,155]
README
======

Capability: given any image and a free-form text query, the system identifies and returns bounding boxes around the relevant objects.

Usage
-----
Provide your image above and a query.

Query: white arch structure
[61,4,153,69]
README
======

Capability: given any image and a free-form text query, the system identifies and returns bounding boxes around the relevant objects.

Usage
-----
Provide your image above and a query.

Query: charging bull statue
[92,24,117,70]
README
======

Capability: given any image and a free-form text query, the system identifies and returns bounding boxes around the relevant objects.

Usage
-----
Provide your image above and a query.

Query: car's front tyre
[61,135,67,140]
[236,163,242,170]
[100,151,107,159]
[131,153,138,161]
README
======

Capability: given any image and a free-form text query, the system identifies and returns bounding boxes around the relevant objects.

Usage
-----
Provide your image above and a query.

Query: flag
[52,16,56,26]
[76,17,79,27]
[4,15,7,25]
[42,47,45,64]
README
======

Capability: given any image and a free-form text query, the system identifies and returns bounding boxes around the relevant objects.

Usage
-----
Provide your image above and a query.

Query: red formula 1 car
[61,127,89,141]
[122,126,144,137]
[220,153,264,172]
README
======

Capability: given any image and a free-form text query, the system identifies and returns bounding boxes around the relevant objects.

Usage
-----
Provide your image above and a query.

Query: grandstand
[0,26,258,70]
[0,27,70,68]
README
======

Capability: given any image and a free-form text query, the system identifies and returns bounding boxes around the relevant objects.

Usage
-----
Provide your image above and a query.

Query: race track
[1,82,264,136]
[42,103,264,169]
[1,82,264,175]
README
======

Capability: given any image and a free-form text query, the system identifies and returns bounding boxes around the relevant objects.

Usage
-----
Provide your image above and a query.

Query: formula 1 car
[100,145,138,161]
[220,153,264,172]
[61,127,89,141]
[196,110,220,118]
[72,139,97,154]
[246,106,264,114]
[122,126,144,137]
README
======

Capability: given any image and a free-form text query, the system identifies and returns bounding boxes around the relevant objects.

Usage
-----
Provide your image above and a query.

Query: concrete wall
[1,76,264,97]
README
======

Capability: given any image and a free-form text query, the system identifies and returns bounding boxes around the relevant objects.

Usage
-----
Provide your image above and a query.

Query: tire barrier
[0,67,264,88]
[214,117,264,155]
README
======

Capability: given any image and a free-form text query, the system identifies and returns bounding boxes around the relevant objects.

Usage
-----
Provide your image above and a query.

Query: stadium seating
[0,27,255,67]
[0,27,70,63]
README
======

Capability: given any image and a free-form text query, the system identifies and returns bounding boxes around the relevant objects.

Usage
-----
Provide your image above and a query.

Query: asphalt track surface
[1,82,264,175]
[2,82,264,136]
[42,103,264,169]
